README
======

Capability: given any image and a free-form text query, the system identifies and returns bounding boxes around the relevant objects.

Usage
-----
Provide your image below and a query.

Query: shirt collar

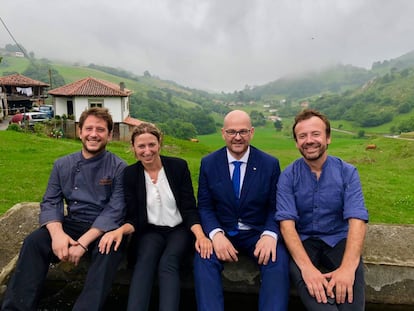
[227,146,250,165]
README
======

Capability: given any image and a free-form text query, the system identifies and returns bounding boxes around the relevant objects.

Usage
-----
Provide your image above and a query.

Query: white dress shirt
[145,167,183,227]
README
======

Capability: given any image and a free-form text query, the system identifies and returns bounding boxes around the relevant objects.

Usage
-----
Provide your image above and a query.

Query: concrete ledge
[363,224,414,305]
[1,203,414,306]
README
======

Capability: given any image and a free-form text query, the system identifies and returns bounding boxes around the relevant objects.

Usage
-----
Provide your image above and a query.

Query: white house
[48,77,137,140]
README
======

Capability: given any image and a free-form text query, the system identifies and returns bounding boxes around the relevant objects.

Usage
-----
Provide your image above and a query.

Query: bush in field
[7,123,22,132]
[33,123,46,136]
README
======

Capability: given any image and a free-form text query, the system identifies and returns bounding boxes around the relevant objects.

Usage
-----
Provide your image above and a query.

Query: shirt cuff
[262,230,278,241]
[209,228,224,240]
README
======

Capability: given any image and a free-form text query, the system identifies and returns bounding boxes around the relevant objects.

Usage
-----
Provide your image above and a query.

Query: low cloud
[2,0,414,92]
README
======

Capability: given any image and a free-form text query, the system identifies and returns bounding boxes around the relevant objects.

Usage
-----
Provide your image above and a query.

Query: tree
[357,130,365,138]
[274,119,283,131]
[22,61,65,88]
[398,102,412,114]
[160,120,196,140]
[189,108,216,135]
[250,110,266,127]
[396,117,414,133]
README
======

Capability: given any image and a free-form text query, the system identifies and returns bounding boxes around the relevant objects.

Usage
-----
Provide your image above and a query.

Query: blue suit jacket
[197,146,281,237]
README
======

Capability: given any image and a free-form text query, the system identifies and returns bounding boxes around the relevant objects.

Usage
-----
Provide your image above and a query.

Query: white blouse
[144,167,183,227]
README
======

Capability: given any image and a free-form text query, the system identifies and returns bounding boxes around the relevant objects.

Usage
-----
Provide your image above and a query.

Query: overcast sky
[1,0,414,92]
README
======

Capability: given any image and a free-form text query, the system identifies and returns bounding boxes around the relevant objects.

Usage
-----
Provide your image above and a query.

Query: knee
[159,254,180,274]
[21,230,47,251]
[193,251,212,268]
[193,252,222,273]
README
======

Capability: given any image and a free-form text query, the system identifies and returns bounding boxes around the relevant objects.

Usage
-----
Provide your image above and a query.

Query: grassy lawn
[1,126,413,224]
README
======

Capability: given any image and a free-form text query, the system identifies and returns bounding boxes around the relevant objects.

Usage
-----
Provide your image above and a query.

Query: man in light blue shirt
[2,107,127,311]
[276,109,369,311]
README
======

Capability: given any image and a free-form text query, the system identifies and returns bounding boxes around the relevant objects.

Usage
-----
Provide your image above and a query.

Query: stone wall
[1,203,414,306]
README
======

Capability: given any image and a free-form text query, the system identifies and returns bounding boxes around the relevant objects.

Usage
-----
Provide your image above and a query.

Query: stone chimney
[119,82,125,91]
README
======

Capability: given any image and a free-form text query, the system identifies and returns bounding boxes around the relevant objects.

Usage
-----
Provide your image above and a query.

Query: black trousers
[1,218,125,311]
[290,238,365,311]
[126,225,192,311]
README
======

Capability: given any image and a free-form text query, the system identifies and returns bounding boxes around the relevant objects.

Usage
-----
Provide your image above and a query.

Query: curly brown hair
[292,109,331,141]
[79,107,113,133]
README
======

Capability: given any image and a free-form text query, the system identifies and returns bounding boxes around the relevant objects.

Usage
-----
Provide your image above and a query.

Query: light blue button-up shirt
[276,156,368,247]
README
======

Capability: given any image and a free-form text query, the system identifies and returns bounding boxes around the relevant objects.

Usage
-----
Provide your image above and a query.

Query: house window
[88,99,103,108]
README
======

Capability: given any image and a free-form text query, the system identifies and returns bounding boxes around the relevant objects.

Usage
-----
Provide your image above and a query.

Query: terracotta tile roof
[123,115,142,126]
[0,73,50,87]
[48,77,132,97]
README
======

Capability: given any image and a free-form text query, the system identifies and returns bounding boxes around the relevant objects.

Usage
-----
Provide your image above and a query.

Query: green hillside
[246,64,375,101]
[0,54,201,107]
[371,50,414,75]
[311,67,414,134]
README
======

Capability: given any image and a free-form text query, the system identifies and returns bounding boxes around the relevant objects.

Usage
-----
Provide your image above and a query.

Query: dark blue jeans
[290,238,365,311]
[1,218,125,311]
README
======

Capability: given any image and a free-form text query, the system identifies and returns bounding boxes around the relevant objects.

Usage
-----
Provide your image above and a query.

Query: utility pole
[48,68,52,89]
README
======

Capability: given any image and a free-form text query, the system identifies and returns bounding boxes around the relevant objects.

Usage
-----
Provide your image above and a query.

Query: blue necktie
[232,161,242,199]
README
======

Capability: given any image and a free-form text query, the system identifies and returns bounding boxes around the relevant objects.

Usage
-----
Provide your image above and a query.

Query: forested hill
[240,50,414,102]
[244,64,375,100]
[371,50,414,74]
[311,66,414,133]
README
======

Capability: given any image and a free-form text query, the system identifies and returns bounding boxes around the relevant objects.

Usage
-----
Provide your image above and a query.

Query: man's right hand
[46,222,77,261]
[212,232,239,262]
[302,265,332,304]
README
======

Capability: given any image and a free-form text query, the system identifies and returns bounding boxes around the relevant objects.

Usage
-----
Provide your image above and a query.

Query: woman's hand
[195,235,213,259]
[98,228,124,254]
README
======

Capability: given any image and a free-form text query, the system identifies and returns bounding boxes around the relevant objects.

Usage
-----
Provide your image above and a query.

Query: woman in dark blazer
[99,122,212,311]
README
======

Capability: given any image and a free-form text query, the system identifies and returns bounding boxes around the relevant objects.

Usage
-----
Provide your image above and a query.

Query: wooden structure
[0,73,50,116]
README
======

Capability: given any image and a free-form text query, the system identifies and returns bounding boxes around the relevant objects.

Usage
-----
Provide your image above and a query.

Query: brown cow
[365,144,377,150]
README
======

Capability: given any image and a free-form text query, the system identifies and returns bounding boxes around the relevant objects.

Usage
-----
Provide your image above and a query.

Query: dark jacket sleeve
[123,162,147,232]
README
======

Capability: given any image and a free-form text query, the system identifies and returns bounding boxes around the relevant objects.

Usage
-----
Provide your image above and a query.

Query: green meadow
[0,126,413,224]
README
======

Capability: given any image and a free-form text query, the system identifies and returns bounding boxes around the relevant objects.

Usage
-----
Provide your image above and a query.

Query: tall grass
[1,127,413,224]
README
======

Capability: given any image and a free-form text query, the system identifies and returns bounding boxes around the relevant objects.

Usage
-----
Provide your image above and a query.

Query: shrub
[7,123,22,132]
[33,123,46,136]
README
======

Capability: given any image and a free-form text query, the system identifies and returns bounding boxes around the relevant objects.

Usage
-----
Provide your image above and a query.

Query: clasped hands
[51,232,87,266]
[302,265,355,305]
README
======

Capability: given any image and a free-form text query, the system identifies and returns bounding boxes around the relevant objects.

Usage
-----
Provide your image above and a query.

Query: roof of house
[123,115,142,127]
[0,73,50,87]
[48,77,132,97]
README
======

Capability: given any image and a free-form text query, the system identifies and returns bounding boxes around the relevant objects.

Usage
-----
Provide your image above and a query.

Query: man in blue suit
[194,110,290,311]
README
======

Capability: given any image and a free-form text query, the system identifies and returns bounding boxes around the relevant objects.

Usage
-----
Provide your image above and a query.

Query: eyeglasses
[224,129,251,137]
